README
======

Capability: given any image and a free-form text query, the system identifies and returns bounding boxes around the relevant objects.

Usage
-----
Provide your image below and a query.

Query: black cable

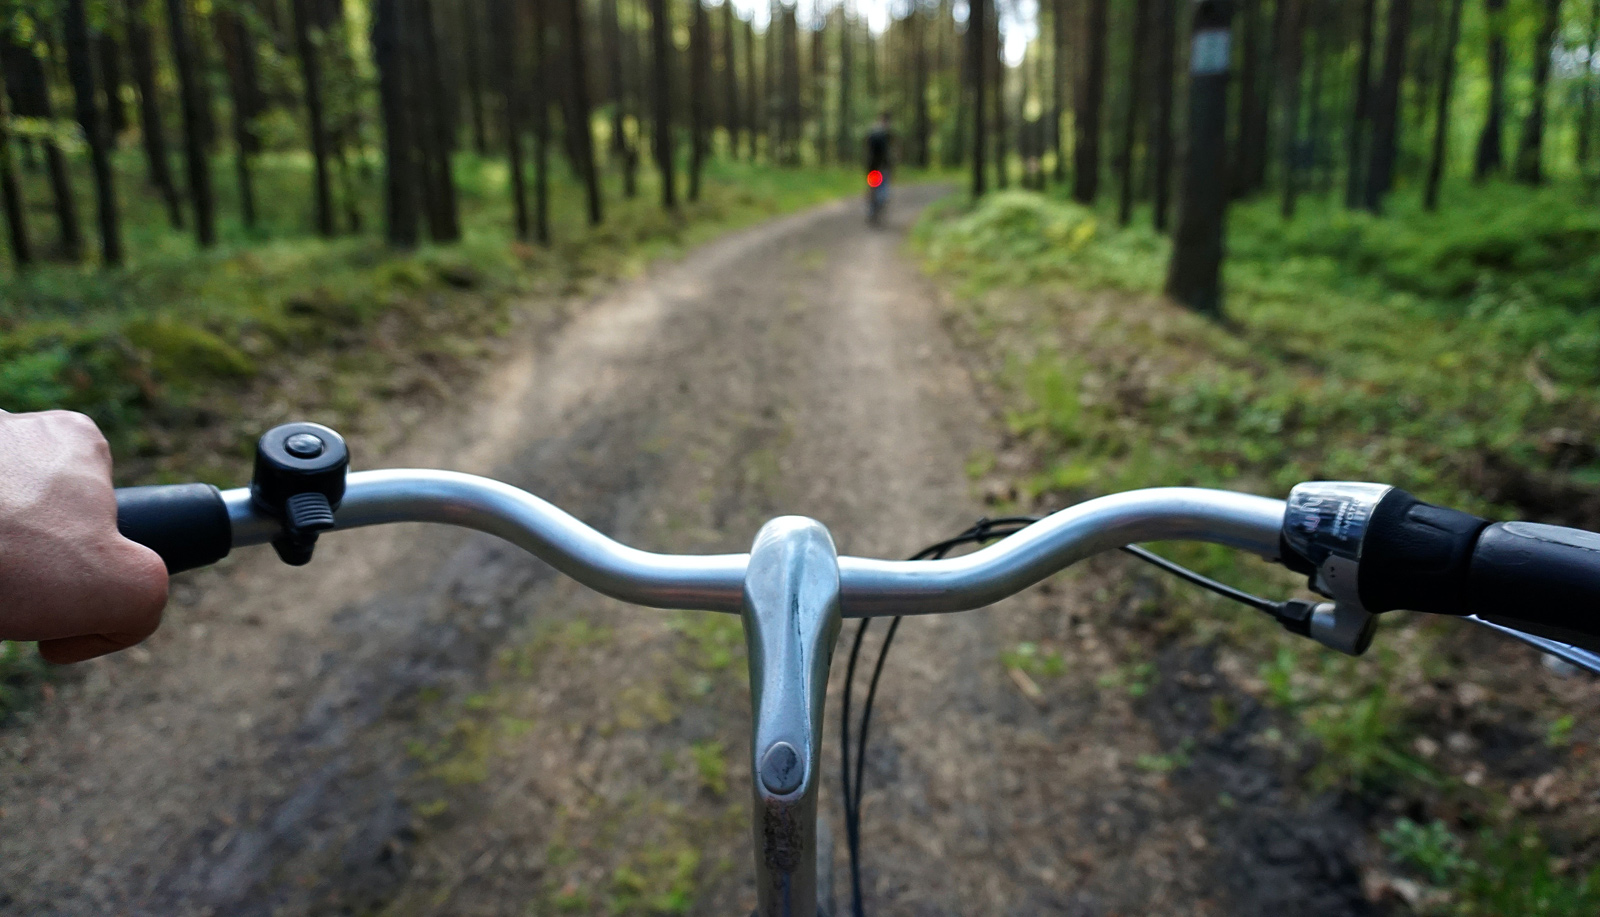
[839,518,1279,917]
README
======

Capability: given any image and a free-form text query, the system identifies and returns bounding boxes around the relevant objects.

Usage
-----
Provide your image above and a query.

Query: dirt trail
[0,190,1373,917]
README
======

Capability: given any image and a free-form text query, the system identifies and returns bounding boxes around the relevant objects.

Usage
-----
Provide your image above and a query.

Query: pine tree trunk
[1580,0,1600,168]
[1424,0,1464,208]
[532,0,551,242]
[838,2,853,162]
[415,0,461,240]
[372,0,418,245]
[689,0,709,201]
[1074,0,1108,203]
[0,68,31,268]
[291,0,334,235]
[1345,0,1376,205]
[1151,0,1177,231]
[990,0,1008,189]
[648,0,677,207]
[1,37,84,260]
[564,0,603,223]
[1475,0,1507,179]
[811,0,826,164]
[970,0,987,196]
[490,0,527,237]
[96,34,128,138]
[723,0,740,156]
[1052,0,1069,183]
[217,9,259,229]
[745,17,759,159]
[1513,0,1563,184]
[1118,0,1152,225]
[1363,0,1410,211]
[123,0,183,228]
[1167,0,1235,315]
[463,0,488,155]
[913,8,929,167]
[1278,0,1305,219]
[65,0,123,265]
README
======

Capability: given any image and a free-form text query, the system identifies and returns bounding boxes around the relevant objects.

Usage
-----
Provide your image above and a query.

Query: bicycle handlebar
[118,470,1288,617]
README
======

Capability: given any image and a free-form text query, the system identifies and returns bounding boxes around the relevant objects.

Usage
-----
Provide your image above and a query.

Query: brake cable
[837,515,1282,917]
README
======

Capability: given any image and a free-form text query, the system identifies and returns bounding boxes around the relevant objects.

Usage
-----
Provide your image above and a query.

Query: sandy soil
[0,189,1377,917]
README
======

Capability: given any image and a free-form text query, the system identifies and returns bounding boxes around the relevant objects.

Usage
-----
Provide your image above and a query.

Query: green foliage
[1384,818,1600,917]
[1000,640,1067,678]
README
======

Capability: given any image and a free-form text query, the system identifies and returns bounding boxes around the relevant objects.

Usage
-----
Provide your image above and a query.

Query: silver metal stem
[222,472,1286,616]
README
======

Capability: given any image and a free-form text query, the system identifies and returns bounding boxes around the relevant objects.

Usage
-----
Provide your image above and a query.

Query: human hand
[0,410,169,663]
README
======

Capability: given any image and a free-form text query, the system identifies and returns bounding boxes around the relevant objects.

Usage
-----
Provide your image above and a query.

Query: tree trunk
[745,17,759,159]
[0,68,31,268]
[532,0,551,242]
[291,0,334,235]
[123,0,183,228]
[1278,0,1305,219]
[65,0,123,265]
[648,0,676,207]
[1118,0,1152,225]
[1074,0,1108,203]
[416,0,461,240]
[490,0,527,237]
[913,9,929,167]
[1344,0,1376,206]
[96,34,128,138]
[463,0,488,155]
[2,36,84,260]
[1304,1,1329,191]
[1424,0,1464,208]
[1151,0,1177,231]
[217,9,260,229]
[812,0,826,163]
[722,0,740,157]
[991,0,1008,188]
[838,2,854,162]
[783,7,802,165]
[1363,0,1410,211]
[1233,0,1269,196]
[970,0,988,196]
[372,0,418,245]
[621,0,643,196]
[1052,0,1069,183]
[1580,0,1600,169]
[1475,0,1507,179]
[563,0,603,223]
[1514,0,1563,184]
[689,0,709,201]
[1167,0,1235,316]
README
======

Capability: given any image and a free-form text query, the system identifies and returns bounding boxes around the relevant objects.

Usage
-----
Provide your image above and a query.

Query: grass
[913,181,1600,914]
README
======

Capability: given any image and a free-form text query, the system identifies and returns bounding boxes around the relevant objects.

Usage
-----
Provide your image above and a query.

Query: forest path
[0,189,1370,917]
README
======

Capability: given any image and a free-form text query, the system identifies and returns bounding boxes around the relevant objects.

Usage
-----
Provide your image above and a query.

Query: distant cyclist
[864,111,895,225]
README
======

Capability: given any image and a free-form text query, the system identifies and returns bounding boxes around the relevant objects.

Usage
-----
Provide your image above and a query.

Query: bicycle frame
[214,469,1286,916]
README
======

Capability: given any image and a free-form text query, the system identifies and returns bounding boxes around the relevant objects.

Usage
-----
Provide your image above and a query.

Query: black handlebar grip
[1357,488,1490,615]
[115,484,233,574]
[1464,522,1600,638]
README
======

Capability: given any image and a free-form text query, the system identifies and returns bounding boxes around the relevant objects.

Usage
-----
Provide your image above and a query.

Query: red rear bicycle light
[867,170,883,188]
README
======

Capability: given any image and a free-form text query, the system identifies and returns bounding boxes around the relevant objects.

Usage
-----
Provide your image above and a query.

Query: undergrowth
[915,183,1600,915]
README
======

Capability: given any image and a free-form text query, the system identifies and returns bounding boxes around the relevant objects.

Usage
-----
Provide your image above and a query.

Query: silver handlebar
[221,469,1287,617]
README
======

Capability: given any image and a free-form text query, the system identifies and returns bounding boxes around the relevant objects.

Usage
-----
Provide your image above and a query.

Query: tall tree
[1150,0,1178,231]
[291,0,334,235]
[1345,0,1376,206]
[969,0,988,196]
[415,0,461,240]
[1514,0,1564,183]
[912,5,929,167]
[990,0,1008,188]
[689,0,710,200]
[563,0,603,223]
[1278,0,1306,218]
[122,0,182,228]
[1475,0,1508,179]
[1580,0,1600,168]
[1234,0,1270,196]
[723,0,741,156]
[1052,0,1068,183]
[1167,0,1235,315]
[532,0,552,242]
[166,0,215,245]
[0,67,30,268]
[491,0,528,237]
[95,33,128,138]
[1364,0,1412,211]
[217,8,261,230]
[1118,0,1152,225]
[462,0,488,154]
[649,0,677,207]
[371,0,419,245]
[838,1,854,162]
[2,33,83,260]
[811,0,826,163]
[1424,0,1465,208]
[65,0,123,265]
[745,16,759,159]
[1074,0,1108,203]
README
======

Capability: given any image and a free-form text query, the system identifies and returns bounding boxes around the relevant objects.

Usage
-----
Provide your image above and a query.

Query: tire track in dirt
[0,190,1375,917]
